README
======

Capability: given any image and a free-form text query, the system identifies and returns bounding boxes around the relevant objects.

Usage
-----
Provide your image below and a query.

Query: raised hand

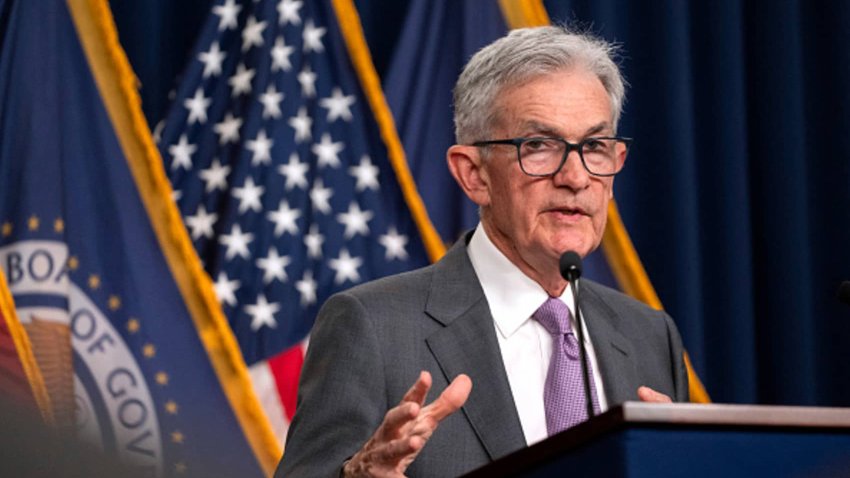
[342,371,472,477]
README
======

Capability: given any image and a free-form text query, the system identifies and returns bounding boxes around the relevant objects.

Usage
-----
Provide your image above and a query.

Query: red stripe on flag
[268,345,304,421]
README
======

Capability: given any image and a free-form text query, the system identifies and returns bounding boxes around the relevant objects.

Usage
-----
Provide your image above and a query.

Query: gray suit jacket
[276,234,688,477]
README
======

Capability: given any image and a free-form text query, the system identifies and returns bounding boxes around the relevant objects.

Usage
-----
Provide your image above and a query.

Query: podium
[465,402,850,477]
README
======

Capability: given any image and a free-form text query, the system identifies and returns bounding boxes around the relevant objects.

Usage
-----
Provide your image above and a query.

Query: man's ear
[447,145,491,206]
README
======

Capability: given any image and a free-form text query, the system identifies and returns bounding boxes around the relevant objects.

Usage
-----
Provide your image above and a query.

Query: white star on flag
[303,224,324,259]
[288,107,312,142]
[379,227,409,260]
[241,16,267,52]
[199,41,226,78]
[232,176,265,214]
[267,200,301,237]
[213,271,240,307]
[259,85,284,119]
[214,113,243,144]
[336,201,374,239]
[213,0,241,31]
[349,155,380,191]
[247,129,274,165]
[256,248,292,284]
[152,119,164,144]
[184,88,211,124]
[329,249,363,285]
[295,269,317,306]
[219,223,254,260]
[278,153,309,190]
[319,87,356,122]
[270,36,295,72]
[312,133,344,168]
[229,63,256,97]
[302,19,326,53]
[199,158,231,192]
[185,205,218,240]
[169,134,196,170]
[277,0,303,25]
[297,65,317,97]
[309,179,333,214]
[245,294,280,331]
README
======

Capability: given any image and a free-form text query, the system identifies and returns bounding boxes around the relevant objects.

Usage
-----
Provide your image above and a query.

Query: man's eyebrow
[583,122,611,137]
[517,120,560,137]
[517,120,613,138]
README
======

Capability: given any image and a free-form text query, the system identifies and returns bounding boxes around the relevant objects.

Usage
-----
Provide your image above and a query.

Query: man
[277,26,688,478]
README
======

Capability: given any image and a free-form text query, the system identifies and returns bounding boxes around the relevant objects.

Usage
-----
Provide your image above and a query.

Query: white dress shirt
[466,223,609,445]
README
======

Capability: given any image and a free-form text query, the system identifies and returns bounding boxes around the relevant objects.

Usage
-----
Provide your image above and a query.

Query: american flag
[157,0,432,442]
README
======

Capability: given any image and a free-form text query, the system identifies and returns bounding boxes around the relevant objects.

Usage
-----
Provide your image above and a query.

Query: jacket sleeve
[662,312,690,403]
[275,292,386,478]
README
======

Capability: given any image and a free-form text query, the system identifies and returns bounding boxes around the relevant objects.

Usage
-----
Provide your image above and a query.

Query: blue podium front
[465,403,850,478]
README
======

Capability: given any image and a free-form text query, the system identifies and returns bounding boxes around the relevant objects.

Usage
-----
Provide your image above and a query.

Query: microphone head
[559,251,582,282]
[838,281,850,306]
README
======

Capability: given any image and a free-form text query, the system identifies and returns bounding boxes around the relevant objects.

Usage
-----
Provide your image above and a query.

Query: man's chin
[547,237,594,259]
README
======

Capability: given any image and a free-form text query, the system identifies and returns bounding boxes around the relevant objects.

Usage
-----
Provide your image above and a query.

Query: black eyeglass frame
[471,136,633,177]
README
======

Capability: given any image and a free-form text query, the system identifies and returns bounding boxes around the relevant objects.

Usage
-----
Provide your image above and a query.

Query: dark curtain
[110,0,850,406]
[542,0,850,406]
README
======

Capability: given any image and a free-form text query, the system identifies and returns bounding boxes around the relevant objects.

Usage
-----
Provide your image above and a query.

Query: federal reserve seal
[1,240,164,476]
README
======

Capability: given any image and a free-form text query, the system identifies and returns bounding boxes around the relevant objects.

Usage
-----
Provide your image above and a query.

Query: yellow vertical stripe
[65,0,281,474]
[498,0,551,27]
[330,0,447,263]
[0,267,55,424]
[602,202,663,309]
[499,0,711,404]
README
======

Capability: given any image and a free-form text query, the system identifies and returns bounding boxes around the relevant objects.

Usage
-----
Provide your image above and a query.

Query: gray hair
[453,26,625,145]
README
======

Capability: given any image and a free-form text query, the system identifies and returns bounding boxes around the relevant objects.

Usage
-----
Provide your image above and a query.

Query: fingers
[375,434,424,462]
[379,401,419,440]
[382,373,471,448]
[421,374,472,422]
[637,386,673,403]
[401,370,432,406]
[378,371,436,440]
[343,372,470,477]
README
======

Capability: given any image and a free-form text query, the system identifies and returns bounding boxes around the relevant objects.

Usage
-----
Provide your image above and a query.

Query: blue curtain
[109,0,850,406]
[542,0,850,406]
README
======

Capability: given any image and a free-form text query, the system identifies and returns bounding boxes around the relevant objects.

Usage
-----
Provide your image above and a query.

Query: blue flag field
[0,0,279,476]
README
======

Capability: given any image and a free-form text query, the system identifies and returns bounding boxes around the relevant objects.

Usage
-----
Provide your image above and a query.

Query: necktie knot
[533,297,571,336]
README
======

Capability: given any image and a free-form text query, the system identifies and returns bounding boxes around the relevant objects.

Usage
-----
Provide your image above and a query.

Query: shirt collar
[467,223,575,339]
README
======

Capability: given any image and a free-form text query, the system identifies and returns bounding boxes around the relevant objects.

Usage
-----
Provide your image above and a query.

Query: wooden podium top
[464,402,850,478]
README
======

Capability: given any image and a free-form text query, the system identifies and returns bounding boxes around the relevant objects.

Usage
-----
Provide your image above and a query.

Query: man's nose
[553,149,591,189]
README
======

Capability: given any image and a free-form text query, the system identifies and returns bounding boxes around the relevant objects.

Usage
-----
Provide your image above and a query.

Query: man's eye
[583,139,606,151]
[523,139,556,151]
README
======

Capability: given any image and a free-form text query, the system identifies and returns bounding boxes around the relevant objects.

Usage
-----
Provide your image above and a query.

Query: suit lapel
[423,240,527,460]
[580,281,640,405]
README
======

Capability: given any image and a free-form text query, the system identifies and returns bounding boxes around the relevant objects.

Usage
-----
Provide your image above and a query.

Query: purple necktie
[533,297,600,435]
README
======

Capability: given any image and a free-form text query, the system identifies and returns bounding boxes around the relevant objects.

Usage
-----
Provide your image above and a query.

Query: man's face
[479,68,617,280]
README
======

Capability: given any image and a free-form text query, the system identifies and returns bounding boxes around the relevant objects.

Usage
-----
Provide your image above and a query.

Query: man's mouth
[546,205,588,218]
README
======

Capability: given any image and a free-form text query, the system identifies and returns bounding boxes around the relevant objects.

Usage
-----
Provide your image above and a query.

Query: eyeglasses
[472,136,632,177]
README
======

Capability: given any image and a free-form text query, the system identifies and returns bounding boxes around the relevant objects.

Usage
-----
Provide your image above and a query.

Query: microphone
[559,251,582,282]
[559,251,595,420]
[838,281,850,306]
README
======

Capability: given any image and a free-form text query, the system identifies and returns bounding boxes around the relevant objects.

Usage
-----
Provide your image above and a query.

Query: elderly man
[277,26,688,478]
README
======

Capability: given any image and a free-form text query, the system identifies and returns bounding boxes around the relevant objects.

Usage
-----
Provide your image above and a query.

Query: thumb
[427,374,472,421]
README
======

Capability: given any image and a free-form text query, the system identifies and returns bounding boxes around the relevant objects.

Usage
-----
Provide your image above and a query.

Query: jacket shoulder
[581,279,667,320]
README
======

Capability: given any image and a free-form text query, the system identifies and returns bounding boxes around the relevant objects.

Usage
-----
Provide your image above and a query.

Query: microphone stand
[569,277,595,420]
